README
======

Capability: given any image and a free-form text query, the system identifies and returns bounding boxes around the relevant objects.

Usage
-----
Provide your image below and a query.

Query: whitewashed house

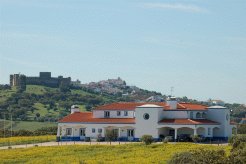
[57,97,236,141]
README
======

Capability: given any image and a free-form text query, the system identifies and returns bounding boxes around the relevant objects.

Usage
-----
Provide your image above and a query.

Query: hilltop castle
[10,72,71,89]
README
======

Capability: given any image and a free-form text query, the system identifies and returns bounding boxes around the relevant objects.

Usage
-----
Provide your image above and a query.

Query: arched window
[196,112,201,118]
[202,112,206,118]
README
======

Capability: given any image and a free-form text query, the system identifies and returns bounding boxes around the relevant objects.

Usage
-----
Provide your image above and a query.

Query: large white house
[57,97,236,141]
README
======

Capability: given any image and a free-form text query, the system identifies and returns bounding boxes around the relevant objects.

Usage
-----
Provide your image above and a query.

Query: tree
[105,129,117,144]
[85,104,92,111]
[36,113,40,118]
[141,135,153,145]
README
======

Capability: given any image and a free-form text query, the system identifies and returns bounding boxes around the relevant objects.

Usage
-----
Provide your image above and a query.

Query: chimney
[71,105,80,114]
[166,96,178,109]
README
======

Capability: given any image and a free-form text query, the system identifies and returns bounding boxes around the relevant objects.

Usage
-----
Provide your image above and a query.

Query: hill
[0,77,246,131]
[0,82,161,131]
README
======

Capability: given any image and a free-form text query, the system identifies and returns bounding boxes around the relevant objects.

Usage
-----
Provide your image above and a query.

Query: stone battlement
[10,72,71,89]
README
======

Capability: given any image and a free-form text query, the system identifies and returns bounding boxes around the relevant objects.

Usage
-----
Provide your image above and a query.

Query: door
[127,129,134,141]
[80,128,86,140]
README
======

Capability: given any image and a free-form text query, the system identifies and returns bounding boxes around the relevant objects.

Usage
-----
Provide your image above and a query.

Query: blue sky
[0,0,246,104]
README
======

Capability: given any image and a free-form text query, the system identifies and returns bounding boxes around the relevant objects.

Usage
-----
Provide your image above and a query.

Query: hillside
[0,119,56,131]
[0,85,116,122]
[0,78,246,130]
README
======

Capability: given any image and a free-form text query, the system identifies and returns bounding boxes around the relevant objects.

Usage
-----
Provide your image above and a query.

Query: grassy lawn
[0,143,231,163]
[0,119,56,131]
[0,135,56,147]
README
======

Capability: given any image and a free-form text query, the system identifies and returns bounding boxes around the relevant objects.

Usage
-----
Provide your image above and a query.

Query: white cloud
[142,3,209,13]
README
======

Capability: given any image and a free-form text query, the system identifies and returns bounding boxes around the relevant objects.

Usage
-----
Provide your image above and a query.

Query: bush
[228,143,246,164]
[169,134,246,164]
[164,136,174,142]
[228,134,246,163]
[168,149,227,164]
[163,138,169,143]
[141,135,153,145]
[191,135,201,143]
[85,137,90,142]
[229,134,246,150]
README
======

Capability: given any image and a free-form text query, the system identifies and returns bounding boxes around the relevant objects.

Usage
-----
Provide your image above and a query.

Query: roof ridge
[178,103,186,109]
[188,119,198,124]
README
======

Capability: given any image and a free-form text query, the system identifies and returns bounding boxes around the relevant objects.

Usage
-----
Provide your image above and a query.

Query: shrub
[164,136,174,142]
[168,149,227,164]
[229,134,246,150]
[159,134,165,140]
[228,143,246,164]
[85,137,90,142]
[105,129,117,142]
[191,135,201,143]
[141,135,153,145]
[228,134,246,163]
[163,138,169,143]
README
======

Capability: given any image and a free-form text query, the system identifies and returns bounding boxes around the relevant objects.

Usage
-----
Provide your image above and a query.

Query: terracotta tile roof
[59,112,135,124]
[230,121,237,125]
[159,119,219,125]
[94,102,207,111]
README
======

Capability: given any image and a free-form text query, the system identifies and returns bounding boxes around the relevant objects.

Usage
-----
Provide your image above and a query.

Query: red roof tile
[159,119,219,125]
[94,102,207,111]
[230,121,237,125]
[59,112,135,124]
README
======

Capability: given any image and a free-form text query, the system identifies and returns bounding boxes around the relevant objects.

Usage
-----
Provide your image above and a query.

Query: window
[124,111,128,116]
[190,112,193,119]
[208,128,211,135]
[202,112,206,118]
[117,111,121,116]
[104,111,110,118]
[92,128,95,133]
[143,113,150,120]
[66,128,72,136]
[98,128,102,133]
[196,112,201,118]
[127,129,134,137]
[80,128,86,136]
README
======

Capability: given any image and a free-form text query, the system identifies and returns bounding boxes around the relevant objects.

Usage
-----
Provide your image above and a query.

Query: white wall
[93,110,135,118]
[135,106,163,138]
[163,111,188,119]
[207,107,231,137]
[59,123,135,139]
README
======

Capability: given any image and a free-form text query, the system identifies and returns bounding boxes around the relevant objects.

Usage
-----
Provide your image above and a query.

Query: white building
[57,98,236,141]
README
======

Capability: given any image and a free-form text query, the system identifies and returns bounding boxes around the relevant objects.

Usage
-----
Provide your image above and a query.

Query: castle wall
[10,72,71,88]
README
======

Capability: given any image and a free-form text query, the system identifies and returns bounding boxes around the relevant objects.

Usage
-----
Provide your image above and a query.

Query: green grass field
[0,87,16,103]
[0,119,56,131]
[25,85,57,95]
[0,143,231,164]
[0,135,56,147]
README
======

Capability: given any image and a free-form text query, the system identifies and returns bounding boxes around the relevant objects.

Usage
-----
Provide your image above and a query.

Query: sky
[0,0,246,104]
